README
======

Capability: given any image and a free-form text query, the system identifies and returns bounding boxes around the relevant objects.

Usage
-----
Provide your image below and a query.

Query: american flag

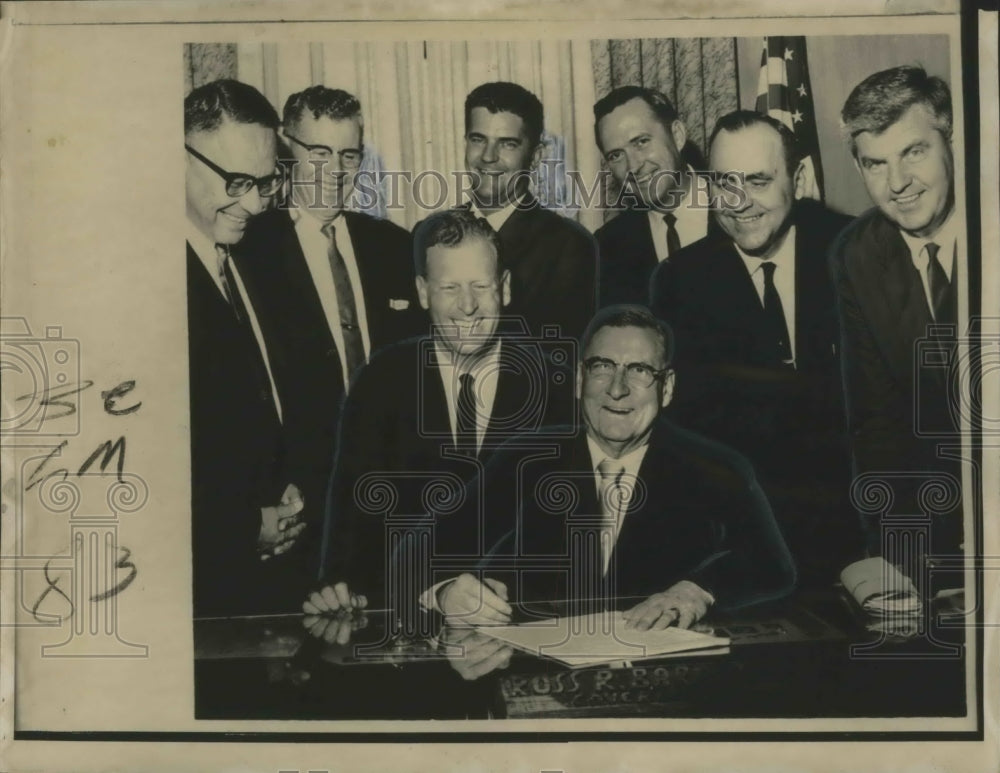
[755,36,824,201]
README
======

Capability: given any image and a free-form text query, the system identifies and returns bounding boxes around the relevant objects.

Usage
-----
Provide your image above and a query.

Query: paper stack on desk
[477,611,730,668]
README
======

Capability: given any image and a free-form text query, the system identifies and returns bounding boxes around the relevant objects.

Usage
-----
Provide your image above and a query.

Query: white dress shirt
[186,220,282,422]
[290,207,373,388]
[899,210,959,320]
[433,338,502,453]
[648,168,710,261]
[735,226,798,365]
[467,195,523,232]
[585,437,650,573]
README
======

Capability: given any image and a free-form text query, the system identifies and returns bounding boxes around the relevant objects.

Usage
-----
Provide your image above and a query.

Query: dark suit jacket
[321,334,575,605]
[469,418,797,613]
[234,207,424,579]
[649,200,861,585]
[829,207,962,560]
[596,206,719,308]
[187,244,309,616]
[492,196,598,341]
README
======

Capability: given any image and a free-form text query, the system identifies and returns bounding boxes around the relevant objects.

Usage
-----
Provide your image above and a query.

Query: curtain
[591,37,739,163]
[183,43,237,95]
[183,38,738,233]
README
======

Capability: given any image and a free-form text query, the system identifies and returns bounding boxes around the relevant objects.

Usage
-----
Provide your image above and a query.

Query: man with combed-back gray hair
[830,65,963,576]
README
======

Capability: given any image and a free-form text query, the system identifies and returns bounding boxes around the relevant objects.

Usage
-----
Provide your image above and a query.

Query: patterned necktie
[663,212,681,260]
[596,458,626,575]
[760,261,793,364]
[321,219,366,381]
[925,242,952,324]
[216,244,250,324]
[456,372,477,452]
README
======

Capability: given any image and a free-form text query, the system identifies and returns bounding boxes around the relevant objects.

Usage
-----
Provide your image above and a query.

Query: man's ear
[529,140,543,172]
[792,159,807,200]
[670,120,688,158]
[500,269,511,308]
[660,369,675,409]
[575,361,584,401]
[415,275,430,311]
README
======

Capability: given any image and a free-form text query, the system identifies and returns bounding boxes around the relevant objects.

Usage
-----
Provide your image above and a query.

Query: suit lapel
[484,340,516,452]
[794,221,830,370]
[875,224,933,385]
[421,342,454,442]
[634,210,659,273]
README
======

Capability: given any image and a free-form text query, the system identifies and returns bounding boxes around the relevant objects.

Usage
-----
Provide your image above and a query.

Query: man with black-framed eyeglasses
[434,305,796,632]
[185,78,311,618]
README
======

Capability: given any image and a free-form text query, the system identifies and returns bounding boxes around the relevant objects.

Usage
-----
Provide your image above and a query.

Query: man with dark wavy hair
[593,85,713,308]
[830,65,963,575]
[459,81,598,341]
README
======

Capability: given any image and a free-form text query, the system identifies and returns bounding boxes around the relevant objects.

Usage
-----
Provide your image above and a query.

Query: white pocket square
[389,299,410,310]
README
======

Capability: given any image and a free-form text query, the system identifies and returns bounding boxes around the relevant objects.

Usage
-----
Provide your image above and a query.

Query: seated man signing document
[435,305,797,631]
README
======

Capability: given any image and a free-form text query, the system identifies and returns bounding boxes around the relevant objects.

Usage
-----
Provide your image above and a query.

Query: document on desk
[478,612,730,668]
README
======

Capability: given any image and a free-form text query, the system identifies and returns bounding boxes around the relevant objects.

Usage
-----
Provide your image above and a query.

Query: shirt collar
[289,202,342,232]
[585,434,650,478]
[734,225,797,278]
[186,218,222,266]
[432,337,503,375]
[899,208,958,275]
[467,194,527,232]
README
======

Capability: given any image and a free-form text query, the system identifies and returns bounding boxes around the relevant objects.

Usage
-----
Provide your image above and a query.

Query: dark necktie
[663,212,681,259]
[321,219,366,381]
[925,242,952,324]
[456,372,477,450]
[216,245,277,414]
[760,261,793,364]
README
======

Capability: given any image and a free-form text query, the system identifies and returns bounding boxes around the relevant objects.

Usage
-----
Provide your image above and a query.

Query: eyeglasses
[284,134,365,169]
[185,145,284,197]
[583,357,669,389]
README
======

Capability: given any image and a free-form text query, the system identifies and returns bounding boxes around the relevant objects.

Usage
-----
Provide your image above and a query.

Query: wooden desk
[193,591,966,720]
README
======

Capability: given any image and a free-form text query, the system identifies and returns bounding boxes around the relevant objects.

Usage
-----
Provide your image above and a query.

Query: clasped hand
[258,483,306,560]
[302,581,369,646]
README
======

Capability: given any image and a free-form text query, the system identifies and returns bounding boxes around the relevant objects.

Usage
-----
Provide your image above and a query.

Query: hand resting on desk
[303,581,369,616]
[622,580,714,631]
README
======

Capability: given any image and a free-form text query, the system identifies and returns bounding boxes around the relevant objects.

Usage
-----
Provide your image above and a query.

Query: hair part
[593,85,680,154]
[708,109,803,177]
[465,81,544,152]
[841,65,952,157]
[581,304,674,367]
[184,78,279,136]
[413,209,504,278]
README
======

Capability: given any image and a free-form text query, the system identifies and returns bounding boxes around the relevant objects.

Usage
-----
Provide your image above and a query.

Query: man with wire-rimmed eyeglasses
[433,304,797,634]
[185,78,310,617]
[232,86,423,619]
